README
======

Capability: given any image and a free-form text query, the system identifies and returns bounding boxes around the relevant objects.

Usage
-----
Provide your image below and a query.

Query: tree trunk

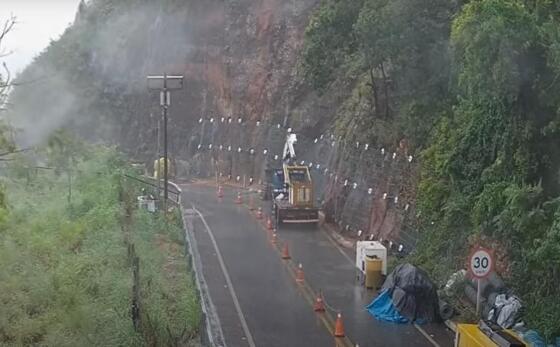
[369,67,379,114]
[380,62,390,119]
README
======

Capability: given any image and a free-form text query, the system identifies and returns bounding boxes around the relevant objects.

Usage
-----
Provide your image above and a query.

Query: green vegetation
[0,132,200,346]
[302,0,560,339]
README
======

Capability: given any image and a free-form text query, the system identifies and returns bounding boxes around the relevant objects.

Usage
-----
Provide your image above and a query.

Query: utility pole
[147,74,184,211]
[154,113,161,199]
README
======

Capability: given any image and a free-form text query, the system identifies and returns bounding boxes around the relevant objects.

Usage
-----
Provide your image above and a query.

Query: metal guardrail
[123,173,182,206]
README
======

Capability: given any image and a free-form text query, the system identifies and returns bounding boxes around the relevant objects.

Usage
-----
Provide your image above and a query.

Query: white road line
[181,210,226,347]
[192,207,257,347]
[414,323,441,347]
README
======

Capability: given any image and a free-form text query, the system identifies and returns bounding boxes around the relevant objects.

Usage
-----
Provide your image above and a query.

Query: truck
[270,133,320,226]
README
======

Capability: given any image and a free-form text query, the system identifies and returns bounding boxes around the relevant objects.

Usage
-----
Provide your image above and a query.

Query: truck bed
[274,200,319,224]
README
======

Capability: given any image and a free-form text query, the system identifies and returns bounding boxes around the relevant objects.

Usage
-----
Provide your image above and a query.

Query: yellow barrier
[455,324,526,347]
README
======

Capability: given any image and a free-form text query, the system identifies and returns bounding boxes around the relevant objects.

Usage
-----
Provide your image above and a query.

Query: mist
[4,0,194,147]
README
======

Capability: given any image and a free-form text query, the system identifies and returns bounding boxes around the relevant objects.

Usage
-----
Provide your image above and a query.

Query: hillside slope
[6,0,560,338]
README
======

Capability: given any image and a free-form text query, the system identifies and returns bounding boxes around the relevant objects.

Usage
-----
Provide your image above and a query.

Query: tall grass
[0,146,200,346]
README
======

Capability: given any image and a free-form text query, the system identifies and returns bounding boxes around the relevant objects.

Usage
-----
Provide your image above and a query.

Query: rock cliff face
[10,0,418,250]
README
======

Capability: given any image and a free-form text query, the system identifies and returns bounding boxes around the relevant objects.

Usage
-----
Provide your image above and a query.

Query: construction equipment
[271,133,320,226]
[455,321,525,347]
[153,157,173,179]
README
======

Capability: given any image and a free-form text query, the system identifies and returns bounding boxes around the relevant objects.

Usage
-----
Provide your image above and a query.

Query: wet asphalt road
[181,183,454,347]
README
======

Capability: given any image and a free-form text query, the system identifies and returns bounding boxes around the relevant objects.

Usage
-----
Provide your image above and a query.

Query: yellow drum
[153,157,172,179]
[365,257,383,289]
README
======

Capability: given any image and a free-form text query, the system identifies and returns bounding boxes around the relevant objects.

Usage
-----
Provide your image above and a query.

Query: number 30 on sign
[469,247,493,279]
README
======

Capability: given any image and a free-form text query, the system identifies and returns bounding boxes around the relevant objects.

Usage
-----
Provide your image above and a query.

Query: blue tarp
[367,263,440,324]
[366,289,409,324]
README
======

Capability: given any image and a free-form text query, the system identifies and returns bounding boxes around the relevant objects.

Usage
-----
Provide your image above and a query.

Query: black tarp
[381,263,441,323]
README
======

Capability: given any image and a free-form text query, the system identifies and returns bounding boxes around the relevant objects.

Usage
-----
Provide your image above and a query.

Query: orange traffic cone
[281,242,291,259]
[266,217,273,230]
[217,186,224,198]
[296,263,305,283]
[256,207,263,219]
[313,292,325,312]
[334,313,345,337]
[235,192,242,204]
[271,232,277,245]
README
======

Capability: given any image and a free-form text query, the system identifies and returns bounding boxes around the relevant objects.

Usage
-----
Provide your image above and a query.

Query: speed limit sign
[469,247,493,279]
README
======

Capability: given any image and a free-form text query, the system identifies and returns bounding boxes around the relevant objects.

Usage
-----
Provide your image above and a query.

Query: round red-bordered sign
[468,247,494,279]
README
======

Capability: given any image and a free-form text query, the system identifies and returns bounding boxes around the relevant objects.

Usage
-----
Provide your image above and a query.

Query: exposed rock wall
[12,0,420,250]
[112,0,422,250]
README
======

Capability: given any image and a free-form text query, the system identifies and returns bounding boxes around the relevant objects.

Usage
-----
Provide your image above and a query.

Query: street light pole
[147,73,184,211]
[163,75,169,205]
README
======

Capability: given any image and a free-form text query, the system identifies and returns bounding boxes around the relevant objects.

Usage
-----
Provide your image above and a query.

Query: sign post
[469,247,494,317]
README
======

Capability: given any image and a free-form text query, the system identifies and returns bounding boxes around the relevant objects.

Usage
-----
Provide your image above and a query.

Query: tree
[46,129,89,205]
[355,0,457,133]
[300,0,364,91]
[0,16,16,112]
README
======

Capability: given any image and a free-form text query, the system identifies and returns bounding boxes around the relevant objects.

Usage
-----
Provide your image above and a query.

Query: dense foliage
[302,0,560,339]
[0,136,200,345]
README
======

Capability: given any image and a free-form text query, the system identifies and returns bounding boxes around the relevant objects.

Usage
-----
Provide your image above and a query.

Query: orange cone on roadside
[267,217,273,230]
[217,186,224,198]
[313,292,325,312]
[256,207,263,219]
[235,192,242,204]
[271,232,277,245]
[281,242,291,259]
[296,263,305,283]
[334,313,345,337]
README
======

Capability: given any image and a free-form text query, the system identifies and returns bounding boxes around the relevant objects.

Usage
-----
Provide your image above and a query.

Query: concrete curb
[319,211,355,250]
[444,319,457,333]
